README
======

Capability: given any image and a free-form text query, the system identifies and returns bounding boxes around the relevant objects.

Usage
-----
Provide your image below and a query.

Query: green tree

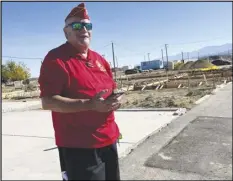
[1,60,31,82]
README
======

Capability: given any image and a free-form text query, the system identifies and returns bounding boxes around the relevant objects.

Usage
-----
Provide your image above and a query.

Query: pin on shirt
[75,55,94,68]
[85,62,94,68]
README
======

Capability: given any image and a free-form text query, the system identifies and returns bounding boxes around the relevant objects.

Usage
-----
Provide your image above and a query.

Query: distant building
[111,67,121,72]
[140,59,164,70]
[134,65,141,70]
[121,66,129,71]
[163,61,174,70]
[173,60,182,63]
[128,65,134,69]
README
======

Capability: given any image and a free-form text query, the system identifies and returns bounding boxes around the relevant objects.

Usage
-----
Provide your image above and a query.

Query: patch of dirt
[2,86,16,93]
[180,61,194,70]
[120,86,215,109]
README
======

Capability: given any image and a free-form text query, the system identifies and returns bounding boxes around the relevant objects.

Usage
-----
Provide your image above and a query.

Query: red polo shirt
[38,42,119,148]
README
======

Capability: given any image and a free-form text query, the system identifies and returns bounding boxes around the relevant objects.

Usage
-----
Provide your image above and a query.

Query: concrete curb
[2,104,42,113]
[119,114,178,158]
[117,108,179,112]
[3,105,179,113]
[194,82,232,105]
[212,81,232,94]
[195,95,211,104]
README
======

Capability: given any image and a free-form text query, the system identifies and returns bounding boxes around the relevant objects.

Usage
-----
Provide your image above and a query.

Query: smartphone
[108,91,125,100]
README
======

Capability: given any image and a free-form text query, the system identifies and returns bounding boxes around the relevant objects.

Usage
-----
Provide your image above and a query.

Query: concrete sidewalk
[2,109,179,180]
[2,83,231,180]
[2,100,41,113]
[120,82,232,180]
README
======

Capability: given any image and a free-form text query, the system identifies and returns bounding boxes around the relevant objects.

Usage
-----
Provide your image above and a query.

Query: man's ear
[63,27,68,39]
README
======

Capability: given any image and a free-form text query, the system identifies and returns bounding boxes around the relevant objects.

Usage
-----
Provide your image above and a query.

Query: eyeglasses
[66,22,92,31]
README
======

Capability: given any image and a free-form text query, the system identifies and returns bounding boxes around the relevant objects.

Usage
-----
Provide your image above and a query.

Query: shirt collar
[65,41,92,60]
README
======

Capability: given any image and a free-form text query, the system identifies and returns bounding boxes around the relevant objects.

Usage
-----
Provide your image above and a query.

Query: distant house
[140,60,164,70]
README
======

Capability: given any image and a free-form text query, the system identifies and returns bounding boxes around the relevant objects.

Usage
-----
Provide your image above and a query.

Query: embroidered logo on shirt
[96,60,106,72]
[86,62,94,68]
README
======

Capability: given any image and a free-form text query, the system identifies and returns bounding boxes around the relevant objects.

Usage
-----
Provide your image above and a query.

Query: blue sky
[2,2,232,77]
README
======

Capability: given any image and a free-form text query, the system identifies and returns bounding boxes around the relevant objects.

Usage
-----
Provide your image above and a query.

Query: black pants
[58,143,120,180]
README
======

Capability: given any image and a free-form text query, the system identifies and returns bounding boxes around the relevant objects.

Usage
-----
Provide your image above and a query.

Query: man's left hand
[104,97,122,111]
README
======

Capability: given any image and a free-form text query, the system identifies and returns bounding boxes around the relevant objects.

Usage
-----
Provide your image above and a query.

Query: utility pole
[161,49,164,63]
[181,51,184,63]
[115,56,118,68]
[147,53,150,61]
[228,49,232,59]
[187,52,189,61]
[111,42,117,81]
[165,44,169,71]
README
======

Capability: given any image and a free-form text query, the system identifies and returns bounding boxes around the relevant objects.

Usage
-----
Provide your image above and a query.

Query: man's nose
[80,26,88,32]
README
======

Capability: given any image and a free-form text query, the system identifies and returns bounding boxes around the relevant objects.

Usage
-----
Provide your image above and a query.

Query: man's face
[64,17,92,49]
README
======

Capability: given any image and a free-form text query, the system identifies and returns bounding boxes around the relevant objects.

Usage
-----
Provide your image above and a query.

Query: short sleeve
[101,57,117,89]
[38,53,69,97]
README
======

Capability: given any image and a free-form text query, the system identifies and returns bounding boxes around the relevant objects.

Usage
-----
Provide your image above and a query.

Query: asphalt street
[120,82,232,180]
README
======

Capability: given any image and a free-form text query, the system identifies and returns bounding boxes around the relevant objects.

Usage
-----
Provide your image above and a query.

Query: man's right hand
[89,90,121,112]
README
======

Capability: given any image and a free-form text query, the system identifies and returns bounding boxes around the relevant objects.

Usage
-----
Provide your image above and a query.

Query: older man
[39,3,121,180]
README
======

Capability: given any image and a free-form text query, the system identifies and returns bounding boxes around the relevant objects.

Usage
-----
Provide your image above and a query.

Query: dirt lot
[3,84,218,110]
[120,85,215,109]
[3,87,213,109]
[3,69,231,110]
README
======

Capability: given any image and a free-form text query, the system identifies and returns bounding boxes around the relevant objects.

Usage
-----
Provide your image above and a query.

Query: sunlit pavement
[2,109,178,180]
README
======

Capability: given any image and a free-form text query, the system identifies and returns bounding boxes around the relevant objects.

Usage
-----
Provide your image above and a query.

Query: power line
[2,56,43,60]
[169,36,229,46]
[113,43,147,60]
[3,36,230,62]
[94,43,112,51]
[114,42,145,55]
[146,36,230,52]
[114,36,229,59]
[2,43,112,61]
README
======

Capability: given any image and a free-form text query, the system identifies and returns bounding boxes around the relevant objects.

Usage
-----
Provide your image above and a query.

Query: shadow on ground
[145,116,232,179]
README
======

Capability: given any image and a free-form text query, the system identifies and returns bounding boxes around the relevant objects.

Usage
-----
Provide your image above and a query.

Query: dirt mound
[180,61,194,70]
[174,62,185,70]
[190,59,215,69]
